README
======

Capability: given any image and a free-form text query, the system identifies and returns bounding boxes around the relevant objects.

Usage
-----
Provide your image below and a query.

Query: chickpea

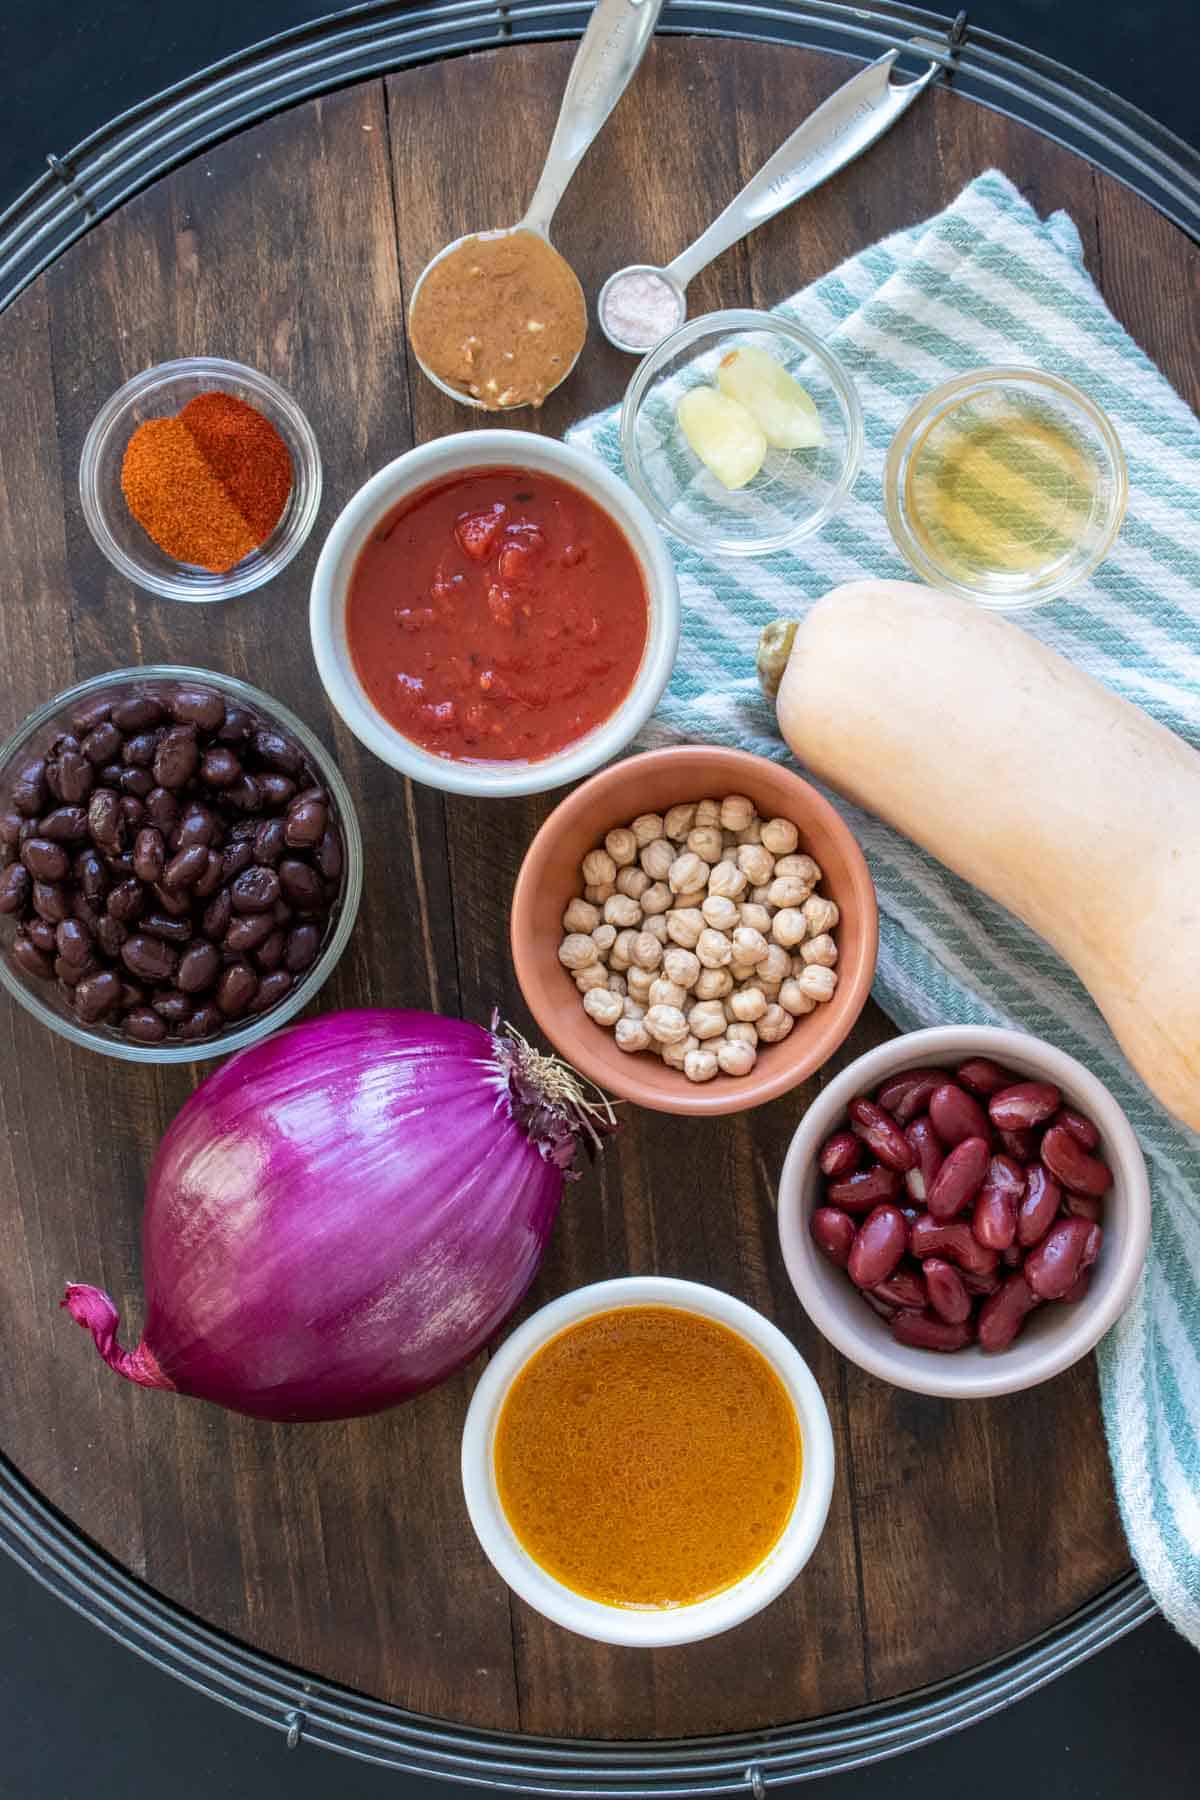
[701,893,740,933]
[604,827,638,868]
[616,865,651,901]
[663,803,697,842]
[631,930,664,971]
[640,880,673,916]
[574,963,609,993]
[683,1047,720,1084]
[623,995,646,1020]
[649,977,689,1011]
[604,893,642,930]
[758,979,783,1004]
[662,946,701,989]
[766,875,809,910]
[665,907,705,949]
[729,960,760,987]
[688,999,727,1041]
[735,819,764,846]
[757,1003,795,1044]
[722,835,740,857]
[797,964,838,1002]
[644,1003,689,1046]
[591,922,617,954]
[750,883,774,909]
[607,971,628,996]
[771,907,807,949]
[631,812,665,848]
[686,824,724,864]
[731,925,769,964]
[756,942,792,986]
[760,817,800,856]
[803,894,840,936]
[583,987,624,1028]
[640,838,675,881]
[695,798,722,829]
[582,848,616,887]
[717,1038,756,1077]
[673,887,709,911]
[719,794,756,832]
[615,1016,650,1053]
[696,927,733,970]
[737,843,775,887]
[779,977,817,1017]
[584,882,615,905]
[627,964,655,1002]
[801,932,838,967]
[662,1032,699,1070]
[668,851,710,895]
[642,913,669,944]
[708,859,748,900]
[728,985,767,1023]
[775,853,822,888]
[611,927,639,969]
[558,932,598,971]
[562,897,600,933]
[725,1020,758,1046]
[694,966,733,1000]
[738,902,772,935]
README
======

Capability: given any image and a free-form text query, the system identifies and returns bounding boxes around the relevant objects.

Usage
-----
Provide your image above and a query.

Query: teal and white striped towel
[569,169,1200,1646]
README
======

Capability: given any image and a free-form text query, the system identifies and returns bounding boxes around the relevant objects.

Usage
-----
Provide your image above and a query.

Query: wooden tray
[0,24,1194,1779]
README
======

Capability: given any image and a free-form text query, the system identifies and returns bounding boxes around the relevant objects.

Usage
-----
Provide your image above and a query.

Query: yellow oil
[904,395,1100,588]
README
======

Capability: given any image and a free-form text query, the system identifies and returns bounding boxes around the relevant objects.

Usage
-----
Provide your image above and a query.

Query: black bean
[75,967,122,1021]
[11,758,48,817]
[71,889,101,930]
[177,941,220,993]
[271,897,293,926]
[111,696,165,732]
[123,1008,168,1044]
[56,954,98,988]
[216,960,258,1018]
[193,849,224,898]
[254,928,287,972]
[144,787,180,834]
[0,810,22,848]
[224,774,262,813]
[285,798,326,847]
[40,806,89,842]
[119,797,146,836]
[120,934,177,982]
[0,863,31,914]
[248,969,292,1013]
[224,912,274,955]
[284,923,321,974]
[257,773,296,809]
[278,859,322,910]
[231,866,280,913]
[55,918,92,967]
[97,763,124,788]
[221,840,254,883]
[87,789,122,850]
[123,730,161,768]
[251,729,301,775]
[153,725,199,790]
[201,889,232,942]
[33,881,70,923]
[139,911,193,945]
[168,687,225,731]
[253,818,287,866]
[54,750,94,805]
[176,803,216,848]
[11,931,53,979]
[316,829,342,884]
[152,992,193,1023]
[26,916,57,953]
[179,1003,223,1040]
[50,732,81,759]
[132,827,165,884]
[163,844,210,891]
[95,915,127,959]
[70,696,114,736]
[117,982,145,1013]
[82,720,123,765]
[106,878,145,924]
[217,705,254,744]
[21,838,68,880]
[104,852,136,881]
[200,746,240,787]
[119,766,155,799]
[228,818,258,843]
[150,882,193,919]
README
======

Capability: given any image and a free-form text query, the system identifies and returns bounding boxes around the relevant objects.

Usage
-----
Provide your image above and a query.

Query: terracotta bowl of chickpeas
[510,745,878,1115]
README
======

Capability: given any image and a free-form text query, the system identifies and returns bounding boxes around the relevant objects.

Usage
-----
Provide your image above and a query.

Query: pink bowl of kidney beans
[777,1027,1150,1399]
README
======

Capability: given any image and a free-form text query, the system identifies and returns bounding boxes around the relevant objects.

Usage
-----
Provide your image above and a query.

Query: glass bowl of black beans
[0,666,362,1061]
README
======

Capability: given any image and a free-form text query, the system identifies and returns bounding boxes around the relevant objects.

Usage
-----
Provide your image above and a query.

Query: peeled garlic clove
[716,345,825,450]
[676,387,767,490]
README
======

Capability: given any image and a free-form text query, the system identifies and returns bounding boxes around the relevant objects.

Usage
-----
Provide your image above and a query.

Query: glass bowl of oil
[883,367,1127,609]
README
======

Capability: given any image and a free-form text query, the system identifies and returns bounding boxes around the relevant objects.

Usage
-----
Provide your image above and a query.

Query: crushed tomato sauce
[346,468,649,763]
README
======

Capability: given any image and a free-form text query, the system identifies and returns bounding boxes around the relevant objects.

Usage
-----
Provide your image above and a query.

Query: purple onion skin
[63,1010,566,1421]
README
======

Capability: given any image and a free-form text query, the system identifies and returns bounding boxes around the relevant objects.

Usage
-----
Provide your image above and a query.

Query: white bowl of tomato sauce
[310,432,680,797]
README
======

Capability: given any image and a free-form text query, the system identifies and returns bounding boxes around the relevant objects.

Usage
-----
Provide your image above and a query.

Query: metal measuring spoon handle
[665,49,938,293]
[522,0,665,237]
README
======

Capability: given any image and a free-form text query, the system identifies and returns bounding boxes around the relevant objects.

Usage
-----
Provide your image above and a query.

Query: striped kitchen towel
[569,169,1200,1646]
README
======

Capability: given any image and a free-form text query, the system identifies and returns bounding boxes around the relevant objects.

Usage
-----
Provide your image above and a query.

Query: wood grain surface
[1,34,1192,1739]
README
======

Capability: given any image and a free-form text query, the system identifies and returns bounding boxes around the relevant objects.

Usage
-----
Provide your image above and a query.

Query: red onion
[63,1009,611,1422]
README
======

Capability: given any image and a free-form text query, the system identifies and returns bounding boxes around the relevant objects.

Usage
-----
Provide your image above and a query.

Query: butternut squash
[758,580,1200,1132]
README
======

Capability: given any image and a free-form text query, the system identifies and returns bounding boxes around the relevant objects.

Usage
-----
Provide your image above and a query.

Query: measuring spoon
[409,0,664,409]
[598,44,940,354]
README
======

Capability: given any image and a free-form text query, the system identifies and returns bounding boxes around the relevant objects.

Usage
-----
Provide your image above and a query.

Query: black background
[1,3,1197,1796]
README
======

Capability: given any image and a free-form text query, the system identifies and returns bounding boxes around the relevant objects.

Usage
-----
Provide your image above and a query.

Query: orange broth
[493,1306,802,1609]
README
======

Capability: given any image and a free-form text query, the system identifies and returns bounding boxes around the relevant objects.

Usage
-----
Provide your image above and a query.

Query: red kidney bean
[954,1057,1016,1097]
[74,967,122,1021]
[973,1187,1018,1252]
[903,1115,944,1203]
[978,1274,1040,1350]
[1055,1106,1100,1152]
[926,1136,990,1220]
[254,928,287,972]
[0,863,30,913]
[910,1215,999,1277]
[1082,1224,1103,1270]
[996,1126,1038,1164]
[1025,1218,1094,1299]
[929,1082,991,1145]
[848,1097,916,1171]
[1040,1124,1112,1197]
[922,1257,971,1324]
[959,1265,1002,1297]
[112,696,164,732]
[988,1082,1062,1131]
[1063,1191,1102,1222]
[826,1165,901,1213]
[819,1131,861,1179]
[811,1207,856,1267]
[873,1267,926,1310]
[875,1068,951,1125]
[1016,1165,1061,1246]
[1060,1269,1091,1305]
[890,1310,973,1352]
[847,1205,908,1289]
[861,1291,895,1321]
[21,838,68,881]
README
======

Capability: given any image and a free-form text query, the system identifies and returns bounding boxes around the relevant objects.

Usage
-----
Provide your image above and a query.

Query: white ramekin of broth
[461,1276,835,1647]
[309,431,680,798]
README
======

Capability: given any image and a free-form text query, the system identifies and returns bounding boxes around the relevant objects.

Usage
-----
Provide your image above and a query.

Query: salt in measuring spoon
[409,0,664,410]
[598,45,940,354]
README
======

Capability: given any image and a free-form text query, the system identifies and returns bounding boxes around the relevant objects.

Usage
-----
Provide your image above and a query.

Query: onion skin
[63,1010,574,1422]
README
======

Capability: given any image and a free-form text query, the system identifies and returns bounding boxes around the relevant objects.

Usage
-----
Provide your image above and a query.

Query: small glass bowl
[883,367,1127,609]
[619,310,863,558]
[79,358,322,602]
[0,667,362,1063]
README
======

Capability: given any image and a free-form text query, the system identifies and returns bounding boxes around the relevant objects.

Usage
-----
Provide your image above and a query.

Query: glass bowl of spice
[79,357,322,602]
